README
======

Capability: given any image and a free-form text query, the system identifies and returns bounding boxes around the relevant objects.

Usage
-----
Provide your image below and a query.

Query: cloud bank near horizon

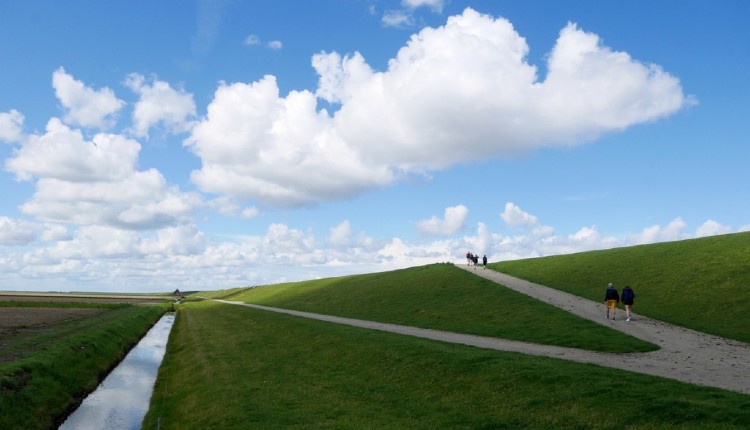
[0,201,744,292]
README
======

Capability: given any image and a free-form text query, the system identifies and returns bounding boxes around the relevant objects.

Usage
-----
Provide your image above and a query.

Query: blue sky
[1,0,748,292]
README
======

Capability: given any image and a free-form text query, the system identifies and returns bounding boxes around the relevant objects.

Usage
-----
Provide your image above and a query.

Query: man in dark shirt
[604,283,619,320]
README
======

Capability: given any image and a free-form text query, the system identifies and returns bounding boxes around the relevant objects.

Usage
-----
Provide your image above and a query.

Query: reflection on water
[59,313,175,430]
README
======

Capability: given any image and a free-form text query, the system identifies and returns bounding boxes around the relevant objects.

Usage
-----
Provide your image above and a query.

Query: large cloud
[186,76,394,206]
[7,118,139,182]
[186,8,691,209]
[6,118,201,230]
[52,67,125,129]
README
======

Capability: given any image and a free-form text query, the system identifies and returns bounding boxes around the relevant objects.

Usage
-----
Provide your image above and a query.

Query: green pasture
[0,303,168,430]
[222,263,655,353]
[492,232,750,343]
[144,301,750,429]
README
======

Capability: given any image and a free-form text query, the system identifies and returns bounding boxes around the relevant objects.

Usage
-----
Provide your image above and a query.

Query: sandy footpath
[218,266,750,395]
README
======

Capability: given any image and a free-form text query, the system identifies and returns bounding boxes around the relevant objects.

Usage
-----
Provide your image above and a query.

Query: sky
[1,0,748,293]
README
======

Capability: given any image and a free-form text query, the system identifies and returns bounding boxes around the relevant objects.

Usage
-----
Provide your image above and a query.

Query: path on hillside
[217,267,750,395]
[457,265,750,394]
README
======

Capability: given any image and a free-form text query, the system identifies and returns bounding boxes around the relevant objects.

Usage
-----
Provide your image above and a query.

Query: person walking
[482,255,487,269]
[621,285,635,321]
[604,283,619,320]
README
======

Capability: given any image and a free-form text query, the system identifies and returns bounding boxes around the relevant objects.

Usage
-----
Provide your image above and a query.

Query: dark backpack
[622,288,634,302]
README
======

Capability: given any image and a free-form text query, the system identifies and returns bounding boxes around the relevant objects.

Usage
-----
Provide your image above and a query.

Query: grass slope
[492,232,750,343]
[225,263,655,353]
[144,301,750,430]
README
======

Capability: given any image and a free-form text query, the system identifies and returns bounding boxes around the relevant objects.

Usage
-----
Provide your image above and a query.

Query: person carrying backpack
[621,285,635,321]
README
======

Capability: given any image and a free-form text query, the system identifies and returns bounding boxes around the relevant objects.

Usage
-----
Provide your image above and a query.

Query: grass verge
[0,303,168,430]
[224,264,655,353]
[144,301,750,430]
[491,232,750,343]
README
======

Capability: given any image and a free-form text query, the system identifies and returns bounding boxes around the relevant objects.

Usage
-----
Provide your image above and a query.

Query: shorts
[606,300,618,309]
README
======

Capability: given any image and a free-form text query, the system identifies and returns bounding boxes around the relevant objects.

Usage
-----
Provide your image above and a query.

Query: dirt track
[219,266,750,395]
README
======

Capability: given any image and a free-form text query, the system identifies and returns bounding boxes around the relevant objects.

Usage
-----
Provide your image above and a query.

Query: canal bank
[59,312,175,430]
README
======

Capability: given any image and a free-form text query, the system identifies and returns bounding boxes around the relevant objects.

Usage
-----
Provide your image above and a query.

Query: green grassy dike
[215,264,655,353]
[0,304,168,430]
[143,301,750,430]
[492,232,750,343]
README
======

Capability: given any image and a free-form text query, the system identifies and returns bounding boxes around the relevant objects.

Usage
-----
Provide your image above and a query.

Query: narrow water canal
[59,312,175,430]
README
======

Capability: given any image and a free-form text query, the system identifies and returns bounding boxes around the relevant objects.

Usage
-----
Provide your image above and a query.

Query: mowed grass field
[0,295,170,430]
[147,232,750,428]
[144,300,750,429]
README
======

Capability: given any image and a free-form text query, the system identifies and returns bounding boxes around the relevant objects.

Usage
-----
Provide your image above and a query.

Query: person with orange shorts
[604,282,619,320]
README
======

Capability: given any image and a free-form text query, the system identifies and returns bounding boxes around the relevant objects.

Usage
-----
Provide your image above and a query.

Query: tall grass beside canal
[144,301,750,429]
[492,231,750,343]
[0,303,168,430]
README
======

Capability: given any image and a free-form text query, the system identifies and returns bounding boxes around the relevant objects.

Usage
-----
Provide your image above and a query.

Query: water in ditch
[59,312,175,430]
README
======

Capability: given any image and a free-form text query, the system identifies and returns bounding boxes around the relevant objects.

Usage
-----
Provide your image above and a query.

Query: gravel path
[218,266,750,395]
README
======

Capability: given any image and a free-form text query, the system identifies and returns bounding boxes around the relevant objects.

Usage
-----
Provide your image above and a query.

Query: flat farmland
[0,292,170,430]
[0,307,104,329]
[0,292,171,363]
[0,291,169,304]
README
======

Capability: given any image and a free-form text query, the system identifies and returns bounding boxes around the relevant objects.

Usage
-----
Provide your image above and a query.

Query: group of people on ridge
[465,251,487,269]
[604,283,635,321]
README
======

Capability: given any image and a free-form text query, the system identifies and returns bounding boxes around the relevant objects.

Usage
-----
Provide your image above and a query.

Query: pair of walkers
[465,252,488,269]
[604,283,635,321]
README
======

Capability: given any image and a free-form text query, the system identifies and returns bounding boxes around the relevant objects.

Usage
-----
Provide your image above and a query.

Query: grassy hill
[202,232,750,347]
[221,263,654,353]
[144,234,750,428]
[492,231,750,343]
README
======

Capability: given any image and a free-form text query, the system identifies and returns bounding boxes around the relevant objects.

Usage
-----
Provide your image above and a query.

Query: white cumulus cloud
[417,204,469,236]
[382,10,414,28]
[6,118,201,230]
[6,118,140,182]
[125,73,197,137]
[0,216,38,246]
[0,109,24,143]
[52,67,125,129]
[328,220,353,246]
[629,217,688,245]
[501,202,540,229]
[186,76,394,207]
[695,220,732,238]
[186,8,691,210]
[403,0,444,12]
